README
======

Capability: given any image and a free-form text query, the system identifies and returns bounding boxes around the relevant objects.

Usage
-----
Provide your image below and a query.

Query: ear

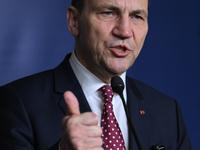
[67,6,79,36]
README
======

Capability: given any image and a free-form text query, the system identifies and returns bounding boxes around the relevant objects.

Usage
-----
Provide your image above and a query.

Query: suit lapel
[54,54,91,114]
[126,77,151,150]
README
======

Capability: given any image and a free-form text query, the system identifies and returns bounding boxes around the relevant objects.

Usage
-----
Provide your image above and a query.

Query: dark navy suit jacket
[0,54,192,150]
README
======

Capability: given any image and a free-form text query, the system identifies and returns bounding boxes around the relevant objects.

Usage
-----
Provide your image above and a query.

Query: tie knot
[99,85,114,103]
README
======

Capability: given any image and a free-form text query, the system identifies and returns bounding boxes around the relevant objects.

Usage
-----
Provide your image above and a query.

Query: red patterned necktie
[99,85,126,150]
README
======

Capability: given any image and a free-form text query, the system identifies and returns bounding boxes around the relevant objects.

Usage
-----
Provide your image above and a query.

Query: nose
[112,15,133,39]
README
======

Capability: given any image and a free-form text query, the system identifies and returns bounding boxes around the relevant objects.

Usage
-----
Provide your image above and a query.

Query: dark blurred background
[0,0,199,149]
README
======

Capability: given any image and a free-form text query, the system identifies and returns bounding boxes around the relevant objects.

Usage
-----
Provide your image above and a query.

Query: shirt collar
[69,51,126,97]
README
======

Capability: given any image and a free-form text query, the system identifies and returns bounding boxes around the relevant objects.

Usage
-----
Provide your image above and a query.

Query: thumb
[63,91,80,116]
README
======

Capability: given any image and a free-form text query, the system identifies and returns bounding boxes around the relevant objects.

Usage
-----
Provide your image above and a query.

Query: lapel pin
[140,110,145,115]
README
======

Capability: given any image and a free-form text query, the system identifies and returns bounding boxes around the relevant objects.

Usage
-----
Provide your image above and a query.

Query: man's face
[74,0,148,83]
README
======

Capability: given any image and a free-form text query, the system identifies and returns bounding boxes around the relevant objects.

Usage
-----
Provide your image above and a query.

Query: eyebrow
[131,10,148,18]
[96,4,148,18]
[96,5,120,12]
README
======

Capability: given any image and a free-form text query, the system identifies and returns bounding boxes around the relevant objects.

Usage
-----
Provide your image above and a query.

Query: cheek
[135,27,148,49]
[89,24,112,54]
[91,20,113,40]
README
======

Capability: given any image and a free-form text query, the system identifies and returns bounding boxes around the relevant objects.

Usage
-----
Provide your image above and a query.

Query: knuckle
[95,126,103,136]
[85,112,99,124]
[98,126,103,134]
[66,115,77,125]
[85,112,98,119]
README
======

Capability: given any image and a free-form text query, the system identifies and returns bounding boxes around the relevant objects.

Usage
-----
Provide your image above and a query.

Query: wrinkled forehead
[86,0,148,11]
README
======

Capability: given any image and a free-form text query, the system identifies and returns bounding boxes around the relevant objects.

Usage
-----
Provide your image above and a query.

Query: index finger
[76,112,99,126]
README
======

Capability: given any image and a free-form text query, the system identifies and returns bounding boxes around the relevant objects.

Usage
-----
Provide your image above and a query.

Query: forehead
[86,0,148,11]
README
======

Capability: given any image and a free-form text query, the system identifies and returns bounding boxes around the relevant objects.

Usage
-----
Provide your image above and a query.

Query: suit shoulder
[0,69,55,94]
[126,76,175,103]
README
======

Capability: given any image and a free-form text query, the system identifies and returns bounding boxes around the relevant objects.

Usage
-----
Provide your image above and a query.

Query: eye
[133,15,143,20]
[102,11,114,16]
[97,11,117,22]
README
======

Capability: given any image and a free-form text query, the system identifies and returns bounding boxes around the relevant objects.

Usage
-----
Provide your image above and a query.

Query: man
[0,0,192,150]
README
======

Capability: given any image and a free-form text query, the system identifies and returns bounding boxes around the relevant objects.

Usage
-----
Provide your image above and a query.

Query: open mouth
[109,45,130,57]
[115,46,126,52]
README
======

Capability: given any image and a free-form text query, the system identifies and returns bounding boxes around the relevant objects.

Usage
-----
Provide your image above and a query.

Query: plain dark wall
[0,0,199,149]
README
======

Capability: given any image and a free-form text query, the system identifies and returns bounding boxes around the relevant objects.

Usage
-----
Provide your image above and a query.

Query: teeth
[115,47,125,52]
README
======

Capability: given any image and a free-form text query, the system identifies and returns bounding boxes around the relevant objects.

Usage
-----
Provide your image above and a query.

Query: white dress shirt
[69,52,129,149]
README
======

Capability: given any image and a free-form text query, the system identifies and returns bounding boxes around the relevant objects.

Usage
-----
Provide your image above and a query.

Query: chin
[108,67,128,76]
[109,62,132,73]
